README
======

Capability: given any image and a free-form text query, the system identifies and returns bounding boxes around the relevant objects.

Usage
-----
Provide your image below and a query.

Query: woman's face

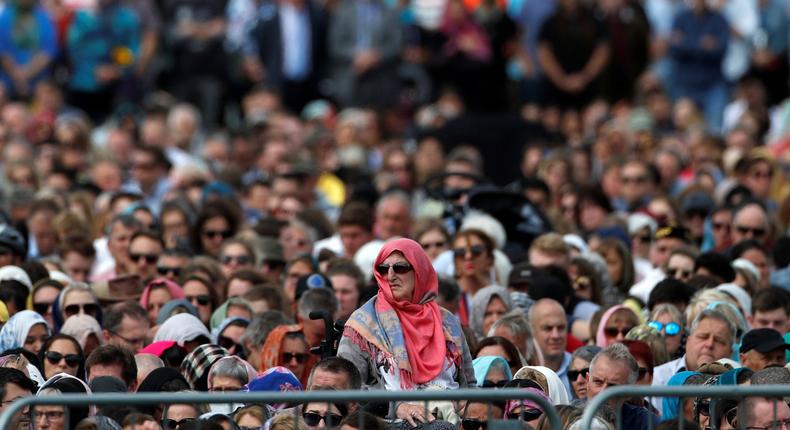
[665,254,694,282]
[62,291,98,320]
[201,216,231,257]
[236,413,263,429]
[284,261,313,302]
[33,286,60,328]
[418,229,448,261]
[380,251,415,302]
[603,310,637,344]
[453,234,492,279]
[220,243,254,278]
[44,338,80,379]
[147,287,172,325]
[281,337,309,377]
[183,280,213,324]
[656,312,682,355]
[569,357,590,399]
[161,210,189,248]
[33,405,65,430]
[227,279,254,299]
[24,323,49,355]
[219,324,247,355]
[483,297,508,336]
[603,248,623,285]
[303,402,343,430]
[476,345,516,374]
[483,366,508,387]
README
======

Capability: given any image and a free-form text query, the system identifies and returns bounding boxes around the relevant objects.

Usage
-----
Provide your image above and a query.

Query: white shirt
[651,355,689,416]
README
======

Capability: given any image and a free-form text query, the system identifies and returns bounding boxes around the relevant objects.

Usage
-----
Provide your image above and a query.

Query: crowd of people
[0,0,789,429]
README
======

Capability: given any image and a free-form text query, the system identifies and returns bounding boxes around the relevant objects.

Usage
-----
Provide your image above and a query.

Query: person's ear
[102,329,112,343]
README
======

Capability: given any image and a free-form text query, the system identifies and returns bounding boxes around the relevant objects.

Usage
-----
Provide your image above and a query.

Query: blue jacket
[669,7,729,88]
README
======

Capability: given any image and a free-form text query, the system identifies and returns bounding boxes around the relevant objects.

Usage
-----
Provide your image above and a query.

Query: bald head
[732,203,769,245]
[528,299,568,366]
[135,353,164,387]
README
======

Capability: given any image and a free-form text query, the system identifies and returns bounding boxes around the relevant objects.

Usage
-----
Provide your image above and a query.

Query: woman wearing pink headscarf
[338,238,475,426]
[139,278,186,325]
[595,305,640,347]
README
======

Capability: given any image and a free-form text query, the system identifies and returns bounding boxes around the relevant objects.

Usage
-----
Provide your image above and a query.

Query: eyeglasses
[157,266,181,276]
[647,321,681,336]
[461,418,488,430]
[567,368,589,380]
[218,335,237,350]
[185,294,211,306]
[45,351,81,367]
[481,380,508,388]
[108,330,145,347]
[283,352,309,364]
[421,241,446,250]
[163,418,197,430]
[64,303,98,317]
[453,245,485,259]
[375,262,413,276]
[130,252,159,264]
[203,229,232,239]
[32,302,53,315]
[220,255,252,265]
[666,267,692,279]
[34,410,65,422]
[507,409,542,422]
[742,418,790,430]
[735,225,766,238]
[302,412,343,427]
[603,326,634,338]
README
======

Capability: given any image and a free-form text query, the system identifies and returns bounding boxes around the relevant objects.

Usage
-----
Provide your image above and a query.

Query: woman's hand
[397,403,435,427]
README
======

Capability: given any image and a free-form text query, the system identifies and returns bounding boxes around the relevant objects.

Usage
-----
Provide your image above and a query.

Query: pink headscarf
[374,238,447,387]
[595,305,639,347]
[139,278,185,309]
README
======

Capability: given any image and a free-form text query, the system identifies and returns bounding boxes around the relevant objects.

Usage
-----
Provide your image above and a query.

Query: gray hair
[59,282,97,315]
[209,357,253,385]
[590,343,639,385]
[487,310,535,362]
[689,309,736,346]
[298,288,338,318]
[376,190,412,213]
[571,345,602,364]
[135,354,164,382]
[287,219,318,245]
[240,310,292,355]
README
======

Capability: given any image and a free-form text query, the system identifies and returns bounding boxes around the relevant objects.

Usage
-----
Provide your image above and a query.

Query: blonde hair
[685,289,732,331]
[269,414,308,430]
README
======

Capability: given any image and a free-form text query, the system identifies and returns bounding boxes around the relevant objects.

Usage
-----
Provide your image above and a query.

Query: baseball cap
[655,225,691,243]
[508,262,538,287]
[741,328,790,354]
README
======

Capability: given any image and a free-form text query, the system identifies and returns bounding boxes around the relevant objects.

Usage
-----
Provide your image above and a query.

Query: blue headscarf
[0,310,49,352]
[716,368,748,386]
[662,371,700,420]
[472,356,513,387]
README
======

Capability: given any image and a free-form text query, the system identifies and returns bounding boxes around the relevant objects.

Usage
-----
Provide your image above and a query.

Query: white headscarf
[154,313,210,346]
[0,310,49,351]
[514,365,570,405]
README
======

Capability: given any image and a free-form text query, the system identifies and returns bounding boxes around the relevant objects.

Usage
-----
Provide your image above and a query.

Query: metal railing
[578,384,790,430]
[0,389,562,430]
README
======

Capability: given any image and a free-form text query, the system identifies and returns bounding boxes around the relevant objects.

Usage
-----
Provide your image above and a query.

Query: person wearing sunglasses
[183,275,218,325]
[595,305,639,347]
[162,404,206,430]
[649,304,685,358]
[663,248,696,283]
[413,220,450,263]
[194,203,239,258]
[55,283,102,331]
[503,387,549,429]
[212,317,250,358]
[31,279,64,329]
[260,325,313,386]
[472,356,512,389]
[218,239,256,278]
[567,346,599,400]
[460,400,504,430]
[303,399,348,430]
[452,229,497,301]
[139,278,186,326]
[127,231,164,283]
[338,238,473,427]
[38,334,85,381]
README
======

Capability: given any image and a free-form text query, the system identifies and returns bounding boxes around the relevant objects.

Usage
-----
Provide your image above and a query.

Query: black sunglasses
[203,229,232,239]
[567,368,589,380]
[220,255,251,265]
[283,352,309,364]
[185,294,211,306]
[163,418,197,430]
[64,303,98,317]
[302,412,342,427]
[481,380,508,389]
[507,409,542,422]
[45,351,81,367]
[453,244,485,259]
[33,302,52,315]
[130,253,158,264]
[375,262,413,276]
[603,327,634,338]
[157,266,181,276]
[218,335,237,350]
[735,225,766,237]
[697,399,710,417]
[461,418,488,430]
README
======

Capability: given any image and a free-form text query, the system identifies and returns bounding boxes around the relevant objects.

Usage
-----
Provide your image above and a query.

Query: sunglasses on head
[302,412,342,427]
[33,302,53,315]
[375,262,413,276]
[461,418,488,430]
[603,326,634,338]
[567,368,589,380]
[45,351,81,367]
[163,418,197,430]
[220,255,251,265]
[130,253,158,264]
[453,245,485,259]
[203,229,231,239]
[481,380,508,389]
[185,294,211,306]
[507,409,542,422]
[647,321,681,336]
[283,352,309,364]
[64,303,98,317]
[157,266,181,276]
